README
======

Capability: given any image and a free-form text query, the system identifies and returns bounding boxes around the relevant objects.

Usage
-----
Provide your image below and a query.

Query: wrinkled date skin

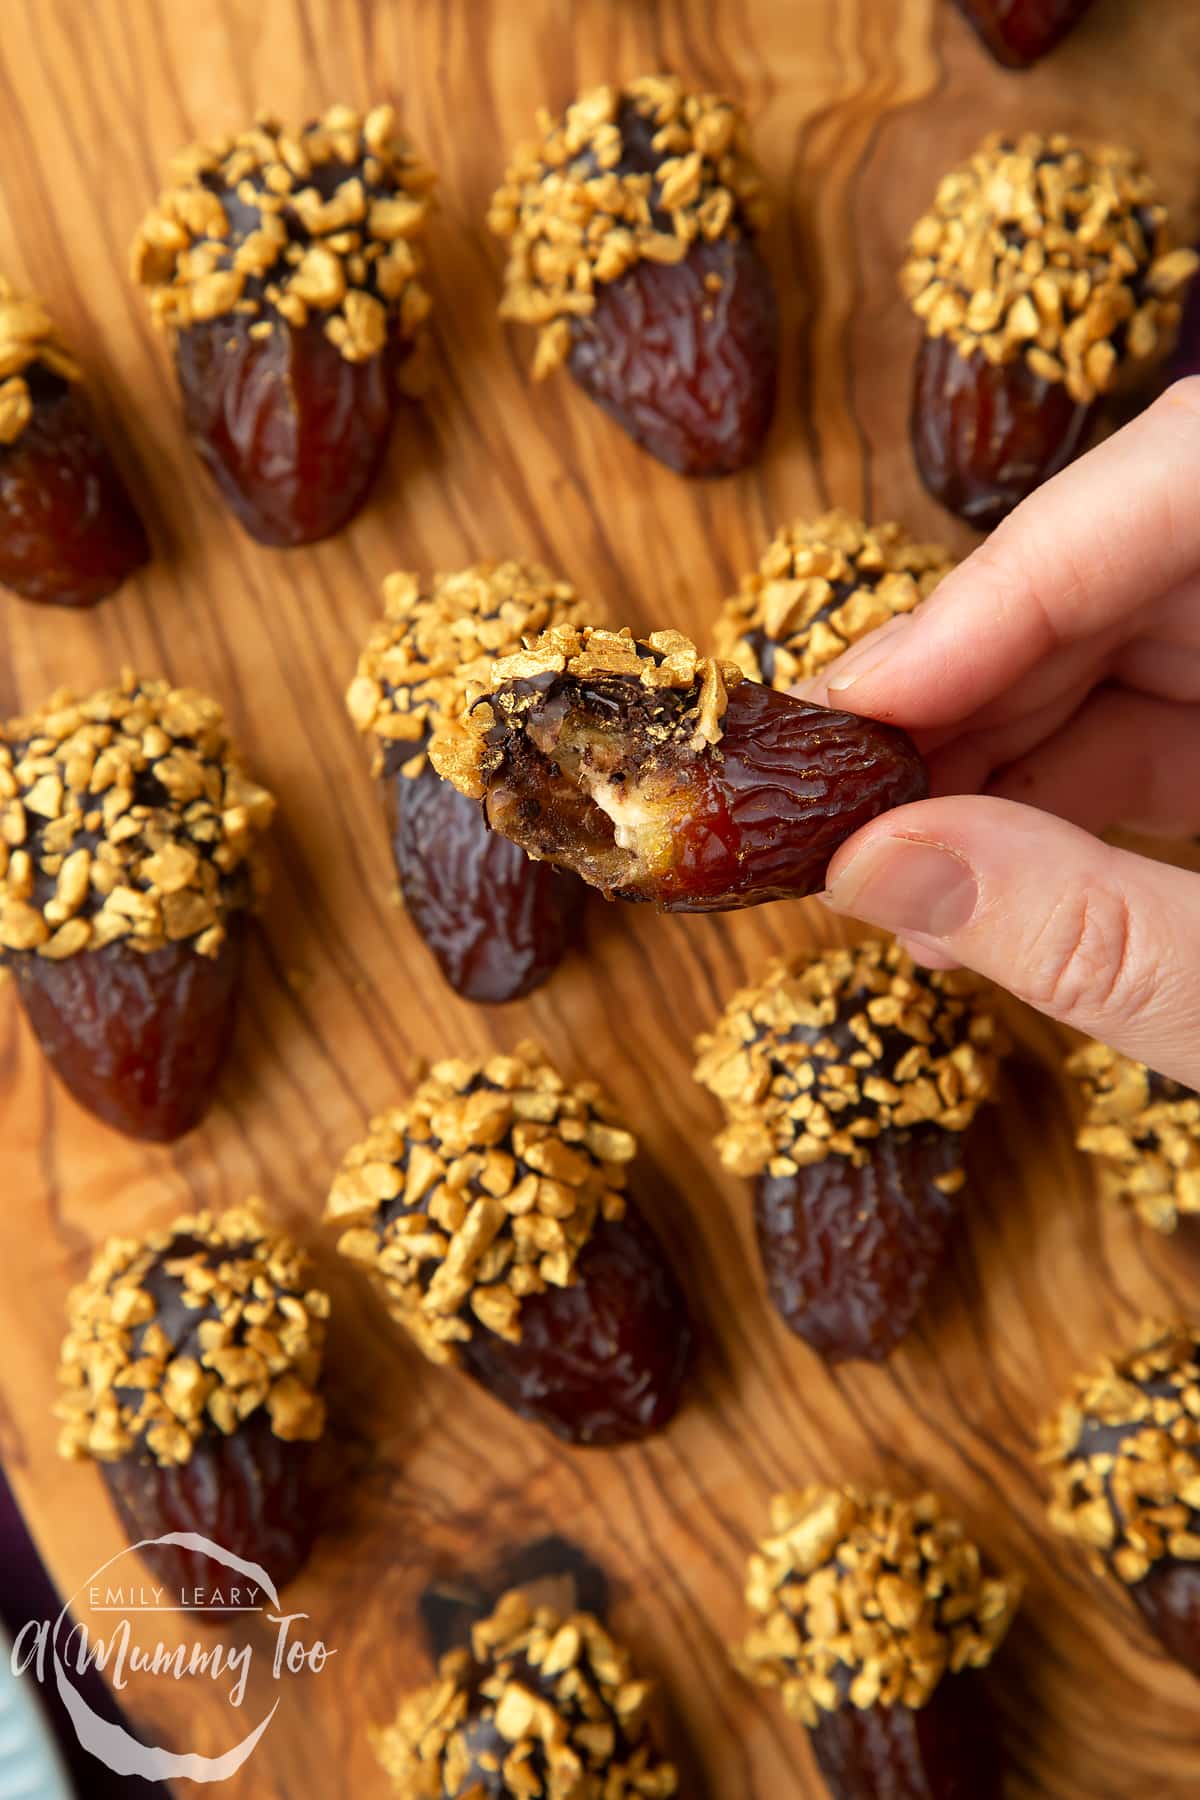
[756,1127,964,1362]
[809,1680,1003,1800]
[103,1416,318,1608]
[568,235,779,477]
[952,0,1097,67]
[384,752,579,1004]
[482,676,928,912]
[1130,1560,1200,1677]
[0,365,149,607]
[460,1201,693,1446]
[10,922,245,1141]
[174,312,401,547]
[912,336,1093,530]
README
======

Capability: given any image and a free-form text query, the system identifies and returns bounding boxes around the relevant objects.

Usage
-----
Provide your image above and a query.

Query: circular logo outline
[52,1533,281,1782]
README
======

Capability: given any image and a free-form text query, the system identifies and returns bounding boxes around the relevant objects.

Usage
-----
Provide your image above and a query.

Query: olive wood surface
[1,1,1199,1794]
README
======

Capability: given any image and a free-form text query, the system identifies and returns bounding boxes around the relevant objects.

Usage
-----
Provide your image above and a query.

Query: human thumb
[822,795,1200,1086]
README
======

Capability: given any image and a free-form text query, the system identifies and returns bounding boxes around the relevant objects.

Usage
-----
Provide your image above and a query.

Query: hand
[801,378,1200,1086]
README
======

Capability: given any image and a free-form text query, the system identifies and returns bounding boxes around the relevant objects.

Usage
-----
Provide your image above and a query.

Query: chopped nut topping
[132,103,435,363]
[1042,1322,1200,1586]
[693,939,1001,1177]
[430,624,743,802]
[1066,1041,1200,1233]
[733,1485,1021,1726]
[373,1587,677,1797]
[901,132,1199,406]
[56,1200,329,1469]
[489,74,768,378]
[715,511,955,688]
[0,672,275,961]
[0,277,82,446]
[346,560,586,782]
[325,1041,634,1366]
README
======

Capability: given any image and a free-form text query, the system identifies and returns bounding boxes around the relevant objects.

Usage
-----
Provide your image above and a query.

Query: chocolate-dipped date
[901,132,1196,527]
[326,1043,694,1446]
[714,509,955,689]
[695,940,1001,1362]
[0,674,274,1141]
[490,74,777,477]
[735,1485,1020,1800]
[57,1204,330,1607]
[132,103,435,547]
[1043,1321,1200,1677]
[374,1586,679,1795]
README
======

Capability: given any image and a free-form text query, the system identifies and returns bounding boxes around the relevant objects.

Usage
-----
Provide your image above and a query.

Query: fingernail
[826,626,903,694]
[824,836,978,936]
[826,664,868,696]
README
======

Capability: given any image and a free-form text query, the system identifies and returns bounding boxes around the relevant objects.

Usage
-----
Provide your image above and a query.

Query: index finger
[802,378,1200,729]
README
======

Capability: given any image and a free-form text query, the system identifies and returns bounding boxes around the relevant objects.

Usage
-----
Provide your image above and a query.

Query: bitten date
[385,753,577,1004]
[10,926,245,1142]
[0,365,149,607]
[756,1127,964,1362]
[568,236,779,478]
[482,676,928,912]
[809,1678,1003,1800]
[953,0,1098,68]
[460,1202,693,1446]
[174,313,400,548]
[911,336,1093,530]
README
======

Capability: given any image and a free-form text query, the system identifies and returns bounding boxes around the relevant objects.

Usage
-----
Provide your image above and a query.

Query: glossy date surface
[386,755,577,1004]
[10,924,245,1142]
[174,312,400,547]
[952,0,1098,68]
[1130,1559,1200,1677]
[912,336,1093,530]
[103,1415,318,1608]
[0,366,149,607]
[809,1679,1002,1800]
[755,1128,964,1363]
[460,1201,693,1446]
[568,235,778,477]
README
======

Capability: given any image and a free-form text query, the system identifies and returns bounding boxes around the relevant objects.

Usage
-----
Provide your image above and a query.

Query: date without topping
[952,0,1098,68]
[809,1678,1002,1800]
[0,365,149,607]
[568,235,778,478]
[478,676,927,911]
[912,336,1093,530]
[10,925,244,1142]
[176,313,402,549]
[384,752,578,1005]
[756,1127,965,1363]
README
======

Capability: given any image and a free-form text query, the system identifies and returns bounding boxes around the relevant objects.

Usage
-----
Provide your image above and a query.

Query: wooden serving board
[2,1,1200,1794]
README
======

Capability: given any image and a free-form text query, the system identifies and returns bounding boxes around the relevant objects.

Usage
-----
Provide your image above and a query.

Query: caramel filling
[484,680,697,895]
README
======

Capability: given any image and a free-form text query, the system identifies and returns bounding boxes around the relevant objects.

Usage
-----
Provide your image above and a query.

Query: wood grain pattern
[1,1,1199,1793]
